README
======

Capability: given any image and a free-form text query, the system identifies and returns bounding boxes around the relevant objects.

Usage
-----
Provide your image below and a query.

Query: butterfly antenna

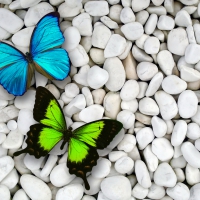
[13,148,28,157]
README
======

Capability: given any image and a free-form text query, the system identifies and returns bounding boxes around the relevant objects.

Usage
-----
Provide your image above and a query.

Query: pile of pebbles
[1,0,200,199]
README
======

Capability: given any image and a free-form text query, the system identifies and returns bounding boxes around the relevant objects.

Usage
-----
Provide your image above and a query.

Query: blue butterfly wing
[0,42,30,96]
[31,12,70,80]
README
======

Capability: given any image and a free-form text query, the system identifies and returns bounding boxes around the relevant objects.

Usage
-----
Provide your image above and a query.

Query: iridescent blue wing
[0,42,32,96]
[30,12,70,80]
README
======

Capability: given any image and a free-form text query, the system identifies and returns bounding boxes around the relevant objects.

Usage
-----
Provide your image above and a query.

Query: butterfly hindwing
[31,12,70,80]
[13,124,63,158]
[67,138,99,190]
[73,119,123,149]
[34,86,67,132]
[0,42,31,96]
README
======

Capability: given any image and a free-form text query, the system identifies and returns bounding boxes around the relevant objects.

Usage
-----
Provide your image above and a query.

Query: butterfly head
[25,52,33,63]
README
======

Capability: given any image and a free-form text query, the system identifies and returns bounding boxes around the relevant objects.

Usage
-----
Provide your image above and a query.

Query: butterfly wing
[33,86,67,132]
[30,12,70,80]
[67,119,123,190]
[0,42,33,96]
[13,124,63,158]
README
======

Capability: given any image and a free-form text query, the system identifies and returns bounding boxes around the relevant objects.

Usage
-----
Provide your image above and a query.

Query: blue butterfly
[0,12,70,96]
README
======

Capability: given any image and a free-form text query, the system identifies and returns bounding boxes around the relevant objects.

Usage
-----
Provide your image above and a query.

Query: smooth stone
[0,145,7,158]
[153,29,165,42]
[13,189,30,200]
[167,183,190,200]
[2,129,23,149]
[170,156,187,169]
[154,163,177,187]
[101,176,131,200]
[131,0,150,12]
[65,83,79,98]
[0,123,9,134]
[120,80,139,101]
[175,10,192,27]
[179,0,198,5]
[24,2,54,26]
[24,154,45,171]
[100,16,119,29]
[103,92,121,119]
[79,104,104,123]
[62,27,81,52]
[120,7,135,24]
[117,110,135,129]
[187,123,200,140]
[178,90,198,118]
[147,6,167,16]
[92,89,106,105]
[174,168,185,183]
[157,50,175,75]
[192,106,200,126]
[145,14,158,35]
[186,25,196,44]
[180,66,200,82]
[87,66,109,89]
[92,158,111,179]
[117,134,136,153]
[60,20,72,32]
[147,183,165,199]
[84,175,102,195]
[0,0,12,4]
[135,34,149,50]
[0,8,24,34]
[146,72,163,97]
[58,2,82,18]
[121,99,138,113]
[121,22,144,41]
[45,84,60,100]
[103,57,125,92]
[194,24,200,44]
[90,48,105,65]
[68,45,89,67]
[162,75,187,94]
[185,43,200,64]
[135,160,151,188]
[151,116,167,137]
[17,109,37,135]
[132,45,153,62]
[20,174,51,200]
[137,82,148,99]
[181,142,200,168]
[152,138,174,161]
[137,62,158,81]
[0,156,14,181]
[72,13,92,37]
[0,185,10,200]
[0,105,19,123]
[50,163,75,187]
[139,97,159,116]
[82,87,93,106]
[56,184,83,200]
[82,195,95,200]
[14,90,36,110]
[152,0,165,6]
[109,151,127,162]
[108,5,123,24]
[186,163,200,185]
[35,71,48,88]
[189,183,200,200]
[177,56,195,71]
[0,86,14,101]
[143,145,158,172]
[132,183,148,199]
[84,1,109,16]
[135,10,149,25]
[12,27,34,47]
[155,91,178,120]
[92,24,111,49]
[171,120,187,147]
[167,28,189,56]
[136,127,154,150]
[0,27,12,40]
[0,99,7,110]
[144,36,160,54]
[104,34,126,58]
[115,156,134,174]
[0,133,6,144]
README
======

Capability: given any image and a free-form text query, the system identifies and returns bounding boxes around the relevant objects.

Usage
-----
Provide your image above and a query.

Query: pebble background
[0,0,200,200]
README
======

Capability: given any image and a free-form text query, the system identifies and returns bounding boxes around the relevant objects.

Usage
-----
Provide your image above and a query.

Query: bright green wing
[33,86,67,132]
[67,119,123,190]
[13,124,63,158]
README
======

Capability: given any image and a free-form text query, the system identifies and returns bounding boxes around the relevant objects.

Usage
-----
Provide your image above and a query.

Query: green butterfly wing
[67,119,123,190]
[14,86,66,158]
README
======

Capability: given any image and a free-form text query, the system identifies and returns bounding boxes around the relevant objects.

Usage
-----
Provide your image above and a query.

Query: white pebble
[0,105,19,123]
[20,174,51,200]
[24,154,45,171]
[121,99,138,113]
[154,163,177,187]
[175,10,192,27]
[87,66,109,89]
[101,176,132,200]
[103,57,125,92]
[115,156,134,174]
[132,183,148,199]
[132,0,150,12]
[121,22,144,41]
[144,36,160,54]
[100,16,119,29]
[0,156,14,181]
[0,85,14,101]
[65,83,80,98]
[117,134,136,153]
[147,183,165,199]
[120,7,135,24]
[189,183,200,200]
[0,185,10,200]
[187,123,200,140]
[157,15,175,30]
[109,151,127,162]
[185,43,200,64]
[181,142,200,168]
[178,90,198,118]
[13,189,30,200]
[135,160,151,188]
[0,133,6,144]
[152,138,174,161]
[185,164,200,185]
[145,14,158,35]
[117,110,135,129]
[84,175,102,195]
[56,184,84,200]
[151,116,167,137]
[171,120,187,147]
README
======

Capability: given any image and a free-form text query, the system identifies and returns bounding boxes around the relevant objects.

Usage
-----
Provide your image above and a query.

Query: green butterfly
[14,86,123,190]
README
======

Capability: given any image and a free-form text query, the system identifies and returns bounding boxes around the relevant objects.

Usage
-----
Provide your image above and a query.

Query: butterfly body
[0,12,70,96]
[14,87,123,190]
